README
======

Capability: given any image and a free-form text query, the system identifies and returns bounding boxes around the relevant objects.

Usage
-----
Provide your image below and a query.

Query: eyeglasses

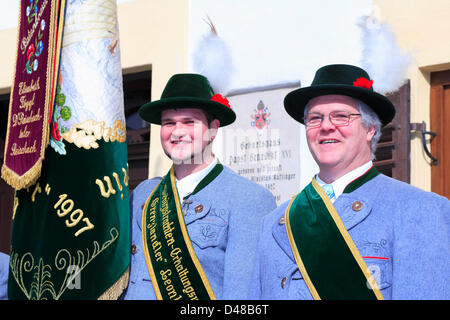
[303,111,361,128]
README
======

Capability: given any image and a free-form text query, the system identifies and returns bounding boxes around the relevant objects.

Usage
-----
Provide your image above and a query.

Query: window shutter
[374,81,411,183]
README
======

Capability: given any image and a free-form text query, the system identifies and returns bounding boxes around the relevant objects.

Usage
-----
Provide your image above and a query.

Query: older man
[249,64,450,300]
[122,73,276,300]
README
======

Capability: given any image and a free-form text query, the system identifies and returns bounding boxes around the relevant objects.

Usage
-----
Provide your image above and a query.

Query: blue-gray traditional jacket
[123,165,277,299]
[0,252,8,300]
[249,174,450,300]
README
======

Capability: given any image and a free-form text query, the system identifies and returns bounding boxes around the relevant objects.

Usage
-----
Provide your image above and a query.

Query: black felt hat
[284,64,396,126]
[138,73,236,127]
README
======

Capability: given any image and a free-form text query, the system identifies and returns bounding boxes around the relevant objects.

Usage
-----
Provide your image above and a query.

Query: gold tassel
[97,268,129,300]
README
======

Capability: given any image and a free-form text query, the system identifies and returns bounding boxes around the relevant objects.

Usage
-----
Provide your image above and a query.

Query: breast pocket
[189,221,228,249]
[357,239,392,291]
[364,257,392,290]
[188,207,229,249]
[284,265,313,300]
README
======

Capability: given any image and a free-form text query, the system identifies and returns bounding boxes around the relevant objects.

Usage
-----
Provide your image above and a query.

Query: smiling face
[305,95,375,182]
[160,108,219,166]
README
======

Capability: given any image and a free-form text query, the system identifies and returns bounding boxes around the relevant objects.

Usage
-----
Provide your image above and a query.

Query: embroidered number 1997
[54,194,95,237]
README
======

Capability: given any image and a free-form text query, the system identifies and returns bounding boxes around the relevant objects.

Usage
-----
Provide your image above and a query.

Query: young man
[249,64,450,300]
[123,73,276,300]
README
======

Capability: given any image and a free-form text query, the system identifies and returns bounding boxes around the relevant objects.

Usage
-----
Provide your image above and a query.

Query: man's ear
[210,119,220,130]
[208,119,220,144]
[366,125,376,142]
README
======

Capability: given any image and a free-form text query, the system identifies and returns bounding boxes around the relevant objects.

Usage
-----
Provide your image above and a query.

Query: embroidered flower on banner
[52,122,61,141]
[353,77,374,90]
[49,85,72,155]
[210,94,231,109]
[38,41,44,55]
[27,44,35,61]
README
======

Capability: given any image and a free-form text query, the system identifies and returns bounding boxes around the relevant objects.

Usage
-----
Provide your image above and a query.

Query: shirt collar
[175,157,218,201]
[315,161,373,202]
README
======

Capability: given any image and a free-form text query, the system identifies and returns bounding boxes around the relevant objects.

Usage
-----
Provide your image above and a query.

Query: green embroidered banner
[142,167,216,300]
[8,0,130,300]
[285,166,383,300]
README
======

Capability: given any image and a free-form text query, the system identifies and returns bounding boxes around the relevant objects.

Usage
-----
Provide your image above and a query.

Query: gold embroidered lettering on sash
[143,168,215,300]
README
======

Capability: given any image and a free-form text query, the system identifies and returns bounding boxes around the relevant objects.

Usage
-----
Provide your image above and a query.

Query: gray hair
[304,97,382,160]
[356,100,382,160]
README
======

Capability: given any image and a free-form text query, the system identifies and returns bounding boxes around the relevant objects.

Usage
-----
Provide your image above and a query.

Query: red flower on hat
[353,77,373,89]
[210,94,231,109]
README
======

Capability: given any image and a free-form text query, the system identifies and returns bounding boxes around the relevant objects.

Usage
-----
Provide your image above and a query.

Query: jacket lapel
[271,208,296,263]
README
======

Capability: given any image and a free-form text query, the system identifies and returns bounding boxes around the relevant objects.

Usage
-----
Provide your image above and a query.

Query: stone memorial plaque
[216,83,302,205]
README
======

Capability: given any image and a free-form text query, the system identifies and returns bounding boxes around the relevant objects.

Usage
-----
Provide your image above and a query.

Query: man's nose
[320,115,336,130]
[175,121,187,130]
[172,122,187,135]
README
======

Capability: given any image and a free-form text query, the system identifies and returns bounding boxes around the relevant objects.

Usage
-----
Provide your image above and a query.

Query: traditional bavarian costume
[123,74,277,300]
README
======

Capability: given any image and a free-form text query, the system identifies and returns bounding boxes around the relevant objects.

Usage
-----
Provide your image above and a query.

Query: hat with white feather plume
[284,16,410,127]
[138,17,236,127]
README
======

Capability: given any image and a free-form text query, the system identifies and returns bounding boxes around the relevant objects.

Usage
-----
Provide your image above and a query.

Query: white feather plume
[192,17,234,94]
[358,16,411,94]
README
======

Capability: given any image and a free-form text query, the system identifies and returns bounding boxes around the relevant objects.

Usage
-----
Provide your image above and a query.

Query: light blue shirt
[316,161,373,203]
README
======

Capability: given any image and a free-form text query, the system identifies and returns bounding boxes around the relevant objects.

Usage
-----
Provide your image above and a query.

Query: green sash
[285,166,384,300]
[142,163,223,300]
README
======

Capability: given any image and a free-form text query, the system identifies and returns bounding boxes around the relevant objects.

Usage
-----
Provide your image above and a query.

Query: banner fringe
[97,268,129,300]
[1,161,42,190]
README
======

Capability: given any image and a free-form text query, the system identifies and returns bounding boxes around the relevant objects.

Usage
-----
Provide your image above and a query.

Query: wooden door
[430,70,450,198]
[0,137,14,254]
[123,69,151,191]
[0,168,14,254]
[374,81,411,183]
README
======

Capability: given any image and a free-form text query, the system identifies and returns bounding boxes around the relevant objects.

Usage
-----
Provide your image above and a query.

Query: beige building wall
[0,27,16,94]
[118,0,188,178]
[374,0,450,191]
[1,1,449,188]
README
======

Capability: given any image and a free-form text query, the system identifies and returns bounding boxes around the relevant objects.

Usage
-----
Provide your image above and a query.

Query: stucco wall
[374,0,450,191]
[1,0,449,190]
[118,0,189,178]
